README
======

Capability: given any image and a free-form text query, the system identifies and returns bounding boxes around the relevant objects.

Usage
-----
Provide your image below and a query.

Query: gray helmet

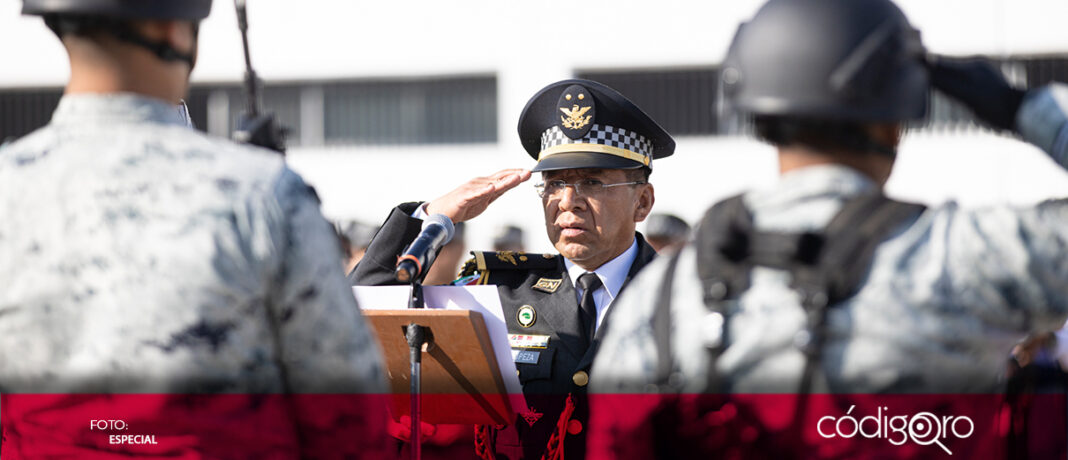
[645,214,690,241]
[338,221,378,250]
[492,225,525,251]
[22,0,213,20]
[23,0,211,66]
[722,0,928,122]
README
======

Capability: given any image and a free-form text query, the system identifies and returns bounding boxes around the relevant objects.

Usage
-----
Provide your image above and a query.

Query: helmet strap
[111,22,197,68]
[756,116,898,159]
[849,133,897,158]
[43,14,196,68]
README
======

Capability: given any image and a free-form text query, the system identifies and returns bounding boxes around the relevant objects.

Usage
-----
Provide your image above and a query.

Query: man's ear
[129,19,196,59]
[867,122,904,149]
[633,183,655,222]
[162,20,196,57]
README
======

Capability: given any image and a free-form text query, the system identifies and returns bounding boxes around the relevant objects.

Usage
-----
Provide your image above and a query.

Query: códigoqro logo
[817,405,974,455]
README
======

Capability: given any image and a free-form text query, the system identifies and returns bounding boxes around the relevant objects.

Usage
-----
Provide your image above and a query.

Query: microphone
[395,213,455,283]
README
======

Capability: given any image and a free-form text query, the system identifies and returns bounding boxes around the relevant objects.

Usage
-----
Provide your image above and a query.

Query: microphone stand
[396,215,452,460]
[404,273,431,460]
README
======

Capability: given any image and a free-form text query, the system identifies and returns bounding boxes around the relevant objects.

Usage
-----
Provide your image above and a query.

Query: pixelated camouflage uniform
[593,85,1068,396]
[0,93,386,457]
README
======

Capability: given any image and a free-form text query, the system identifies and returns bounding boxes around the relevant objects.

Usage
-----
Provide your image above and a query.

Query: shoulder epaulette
[469,250,560,272]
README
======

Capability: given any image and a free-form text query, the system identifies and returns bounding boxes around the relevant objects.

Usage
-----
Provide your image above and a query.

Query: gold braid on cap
[538,124,652,167]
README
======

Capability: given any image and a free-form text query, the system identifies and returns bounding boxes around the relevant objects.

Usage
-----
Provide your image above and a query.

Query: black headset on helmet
[22,0,213,67]
[722,0,929,156]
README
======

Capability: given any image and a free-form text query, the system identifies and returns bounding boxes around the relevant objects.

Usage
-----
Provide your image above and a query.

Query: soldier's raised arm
[928,56,1068,164]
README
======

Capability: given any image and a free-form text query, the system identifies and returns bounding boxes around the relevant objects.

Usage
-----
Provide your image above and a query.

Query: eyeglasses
[534,179,646,198]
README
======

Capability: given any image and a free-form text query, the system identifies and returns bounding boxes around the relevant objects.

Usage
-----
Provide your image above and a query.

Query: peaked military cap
[518,79,675,172]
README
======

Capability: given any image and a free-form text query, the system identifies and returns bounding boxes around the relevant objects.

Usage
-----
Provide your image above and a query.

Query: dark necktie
[577,272,602,347]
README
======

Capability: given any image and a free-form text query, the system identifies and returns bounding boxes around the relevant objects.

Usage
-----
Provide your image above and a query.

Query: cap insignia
[557,84,595,139]
[560,104,592,130]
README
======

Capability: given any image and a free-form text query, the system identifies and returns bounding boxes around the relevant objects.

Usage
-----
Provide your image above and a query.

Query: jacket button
[567,419,583,435]
[572,370,589,387]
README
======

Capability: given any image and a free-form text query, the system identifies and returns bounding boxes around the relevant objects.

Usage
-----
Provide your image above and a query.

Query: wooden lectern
[364,309,515,426]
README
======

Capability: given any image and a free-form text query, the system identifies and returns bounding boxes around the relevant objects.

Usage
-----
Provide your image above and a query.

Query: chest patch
[509,334,550,349]
[512,349,541,365]
[516,304,537,327]
[532,278,562,293]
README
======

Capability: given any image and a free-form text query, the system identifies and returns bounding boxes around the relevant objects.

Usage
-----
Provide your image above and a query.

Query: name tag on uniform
[533,278,562,293]
[512,349,541,364]
[509,334,550,349]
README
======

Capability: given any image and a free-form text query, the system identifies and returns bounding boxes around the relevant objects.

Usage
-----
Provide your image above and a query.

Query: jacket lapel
[526,259,588,363]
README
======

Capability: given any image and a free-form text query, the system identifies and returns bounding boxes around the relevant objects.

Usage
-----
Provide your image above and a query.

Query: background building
[2,0,1067,252]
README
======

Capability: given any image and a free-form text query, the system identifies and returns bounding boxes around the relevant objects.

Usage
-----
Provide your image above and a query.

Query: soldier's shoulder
[160,128,296,190]
[0,125,58,169]
[178,128,285,168]
[459,251,561,277]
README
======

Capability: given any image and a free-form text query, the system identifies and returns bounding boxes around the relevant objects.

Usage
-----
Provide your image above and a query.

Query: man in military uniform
[0,1,386,457]
[351,79,675,460]
[590,0,1068,458]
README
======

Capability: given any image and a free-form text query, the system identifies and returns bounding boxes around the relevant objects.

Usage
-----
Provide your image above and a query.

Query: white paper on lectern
[353,285,527,412]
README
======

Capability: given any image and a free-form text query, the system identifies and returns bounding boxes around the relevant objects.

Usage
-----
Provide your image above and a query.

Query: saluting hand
[426,168,532,222]
[926,55,1027,133]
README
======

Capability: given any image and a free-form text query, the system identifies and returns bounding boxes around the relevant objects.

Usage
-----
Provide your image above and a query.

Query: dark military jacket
[350,202,658,460]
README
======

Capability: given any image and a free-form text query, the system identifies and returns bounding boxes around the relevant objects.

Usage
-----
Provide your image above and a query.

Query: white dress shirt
[564,238,639,332]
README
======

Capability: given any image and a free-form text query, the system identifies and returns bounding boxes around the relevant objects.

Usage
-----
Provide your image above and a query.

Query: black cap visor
[531,151,645,172]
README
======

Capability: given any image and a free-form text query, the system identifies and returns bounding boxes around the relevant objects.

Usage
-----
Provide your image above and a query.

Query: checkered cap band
[540,124,653,161]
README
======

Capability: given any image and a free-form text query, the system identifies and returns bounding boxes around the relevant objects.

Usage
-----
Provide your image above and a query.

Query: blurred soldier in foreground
[492,224,526,253]
[337,220,379,273]
[352,79,674,460]
[0,1,386,457]
[643,213,690,253]
[590,0,1068,458]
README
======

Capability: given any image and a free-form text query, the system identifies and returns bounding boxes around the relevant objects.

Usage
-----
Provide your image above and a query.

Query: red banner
[3,393,1063,459]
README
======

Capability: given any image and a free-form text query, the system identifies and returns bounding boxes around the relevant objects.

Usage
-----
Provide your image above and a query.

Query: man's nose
[557,184,584,211]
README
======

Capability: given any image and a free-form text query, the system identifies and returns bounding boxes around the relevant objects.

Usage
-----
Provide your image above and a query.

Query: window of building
[323,76,497,145]
[0,88,63,144]
[577,67,719,137]
[1,74,497,147]
[187,75,498,147]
